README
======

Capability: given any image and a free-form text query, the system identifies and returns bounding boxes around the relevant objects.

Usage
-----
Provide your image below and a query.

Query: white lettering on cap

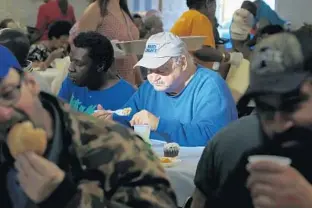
[145,43,160,53]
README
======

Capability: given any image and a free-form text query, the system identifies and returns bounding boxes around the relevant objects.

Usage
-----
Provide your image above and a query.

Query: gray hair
[169,48,194,67]
[144,15,163,30]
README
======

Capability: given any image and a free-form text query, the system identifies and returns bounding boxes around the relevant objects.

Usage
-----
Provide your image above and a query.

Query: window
[217,0,276,24]
[127,0,159,12]
[127,0,275,32]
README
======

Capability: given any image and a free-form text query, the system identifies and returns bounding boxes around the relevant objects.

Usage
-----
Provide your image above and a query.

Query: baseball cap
[0,45,22,79]
[238,32,311,107]
[241,1,257,17]
[134,32,186,69]
[231,8,255,41]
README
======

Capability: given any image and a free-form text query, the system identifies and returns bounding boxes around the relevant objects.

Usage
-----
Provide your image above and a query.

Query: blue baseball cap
[0,45,22,79]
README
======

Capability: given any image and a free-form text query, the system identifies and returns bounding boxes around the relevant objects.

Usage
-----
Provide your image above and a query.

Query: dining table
[151,140,205,207]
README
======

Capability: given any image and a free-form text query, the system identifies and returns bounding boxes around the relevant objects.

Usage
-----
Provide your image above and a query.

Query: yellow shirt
[170,10,215,48]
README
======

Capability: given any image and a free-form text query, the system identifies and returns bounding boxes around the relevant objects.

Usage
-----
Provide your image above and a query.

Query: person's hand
[50,48,65,60]
[130,110,159,131]
[228,52,244,67]
[246,161,312,208]
[92,104,113,120]
[15,152,65,203]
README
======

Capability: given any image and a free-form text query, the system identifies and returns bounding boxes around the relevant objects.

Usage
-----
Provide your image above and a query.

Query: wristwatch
[221,52,231,63]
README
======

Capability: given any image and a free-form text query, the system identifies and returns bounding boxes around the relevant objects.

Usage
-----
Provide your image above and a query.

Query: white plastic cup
[134,125,151,144]
[248,155,292,166]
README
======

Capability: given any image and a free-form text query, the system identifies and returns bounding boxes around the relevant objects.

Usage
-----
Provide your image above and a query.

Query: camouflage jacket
[0,93,177,208]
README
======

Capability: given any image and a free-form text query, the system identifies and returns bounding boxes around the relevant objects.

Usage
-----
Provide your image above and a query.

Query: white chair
[51,56,70,95]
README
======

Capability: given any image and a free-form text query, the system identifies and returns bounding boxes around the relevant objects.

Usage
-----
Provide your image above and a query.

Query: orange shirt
[170,10,215,48]
[171,10,216,69]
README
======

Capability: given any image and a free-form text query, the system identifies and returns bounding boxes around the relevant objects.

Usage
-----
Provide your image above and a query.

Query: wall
[0,0,158,27]
[0,0,311,29]
[276,0,312,29]
[0,0,89,27]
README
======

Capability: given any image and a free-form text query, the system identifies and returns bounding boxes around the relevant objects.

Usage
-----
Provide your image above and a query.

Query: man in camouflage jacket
[0,45,177,207]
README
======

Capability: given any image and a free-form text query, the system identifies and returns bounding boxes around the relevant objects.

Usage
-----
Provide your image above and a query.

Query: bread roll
[7,121,47,159]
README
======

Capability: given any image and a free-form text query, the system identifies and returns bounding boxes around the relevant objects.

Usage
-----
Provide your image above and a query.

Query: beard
[270,125,312,149]
[0,108,30,143]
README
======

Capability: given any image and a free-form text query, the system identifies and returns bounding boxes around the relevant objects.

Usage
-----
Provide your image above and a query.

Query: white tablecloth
[37,68,60,85]
[151,140,204,206]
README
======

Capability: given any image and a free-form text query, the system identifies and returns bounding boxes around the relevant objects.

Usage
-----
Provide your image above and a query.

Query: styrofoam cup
[134,125,151,144]
[248,155,291,166]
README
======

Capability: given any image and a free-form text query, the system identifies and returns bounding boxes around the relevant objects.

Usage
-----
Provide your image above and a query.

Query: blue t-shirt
[114,66,238,147]
[58,77,136,114]
[256,0,286,26]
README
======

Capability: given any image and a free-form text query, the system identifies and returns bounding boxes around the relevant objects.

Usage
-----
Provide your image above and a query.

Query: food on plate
[159,156,181,168]
[163,142,180,157]
[121,107,132,116]
[159,157,173,164]
[7,121,47,159]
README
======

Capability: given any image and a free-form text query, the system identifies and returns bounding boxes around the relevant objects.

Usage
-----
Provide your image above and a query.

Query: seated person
[58,31,136,115]
[28,20,72,70]
[0,45,177,208]
[230,2,257,59]
[254,0,289,29]
[171,0,243,69]
[94,32,238,147]
[0,28,51,93]
[143,15,164,39]
[132,14,145,39]
[0,18,26,32]
[191,30,312,207]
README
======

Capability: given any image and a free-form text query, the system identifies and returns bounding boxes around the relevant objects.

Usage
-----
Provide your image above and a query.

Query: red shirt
[36,0,76,40]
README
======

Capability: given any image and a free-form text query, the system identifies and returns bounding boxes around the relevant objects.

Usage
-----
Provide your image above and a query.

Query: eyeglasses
[0,71,23,107]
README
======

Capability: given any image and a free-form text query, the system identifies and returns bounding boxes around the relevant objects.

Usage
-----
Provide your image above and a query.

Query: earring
[97,62,106,72]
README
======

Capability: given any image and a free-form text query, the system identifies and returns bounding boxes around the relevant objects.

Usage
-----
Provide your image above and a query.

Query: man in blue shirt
[94,32,238,146]
[58,32,136,115]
